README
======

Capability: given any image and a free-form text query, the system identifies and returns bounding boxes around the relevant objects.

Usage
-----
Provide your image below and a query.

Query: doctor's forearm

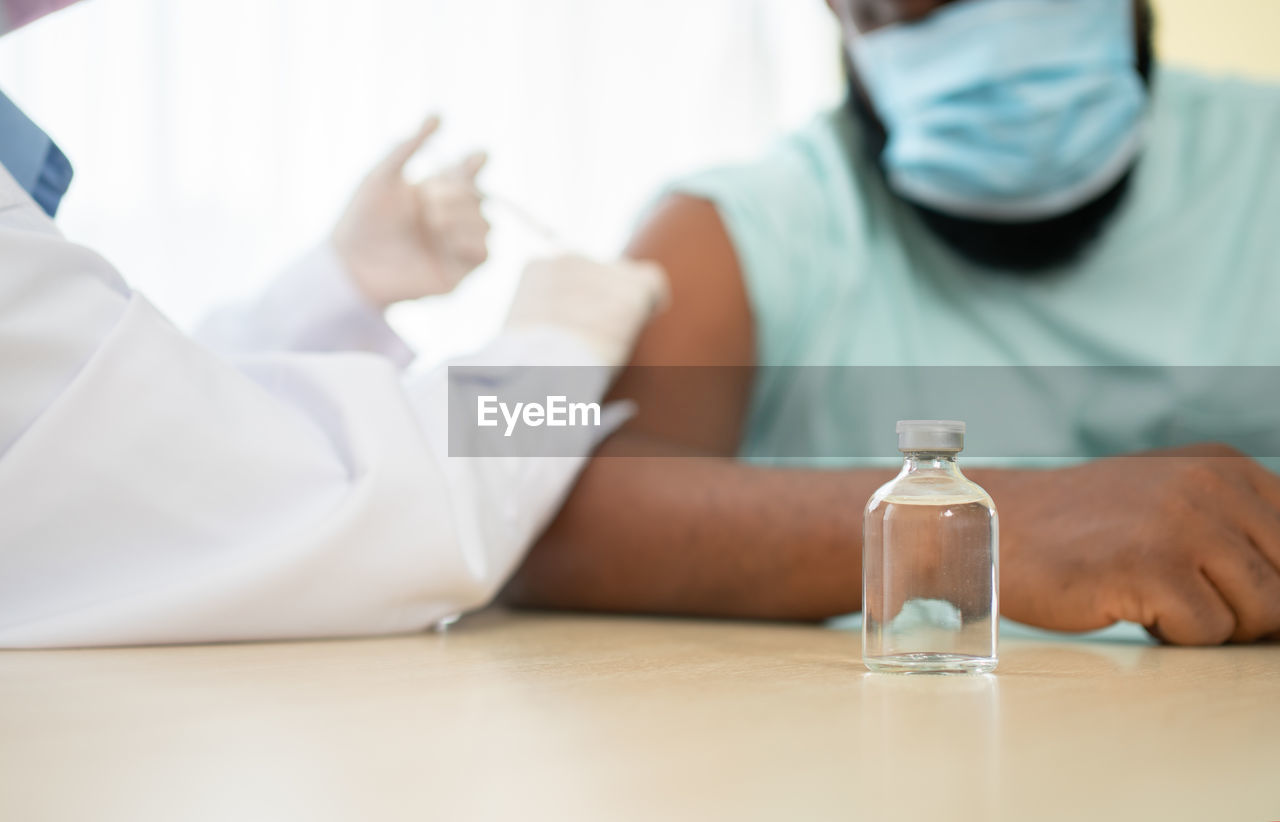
[505,433,885,621]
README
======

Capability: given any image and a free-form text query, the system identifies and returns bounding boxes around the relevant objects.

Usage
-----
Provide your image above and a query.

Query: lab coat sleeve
[194,242,416,367]
[0,189,610,648]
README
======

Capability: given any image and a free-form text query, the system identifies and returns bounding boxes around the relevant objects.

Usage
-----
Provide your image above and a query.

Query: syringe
[483,190,576,253]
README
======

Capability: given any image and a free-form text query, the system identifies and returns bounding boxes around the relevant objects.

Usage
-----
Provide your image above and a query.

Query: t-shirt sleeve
[664,150,822,368]
[662,120,868,368]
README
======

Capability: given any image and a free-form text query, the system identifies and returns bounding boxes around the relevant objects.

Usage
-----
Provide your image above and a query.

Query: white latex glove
[331,115,490,308]
[504,255,670,368]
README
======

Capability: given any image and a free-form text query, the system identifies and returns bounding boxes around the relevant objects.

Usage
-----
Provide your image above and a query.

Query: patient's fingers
[1201,531,1280,642]
[1147,570,1236,646]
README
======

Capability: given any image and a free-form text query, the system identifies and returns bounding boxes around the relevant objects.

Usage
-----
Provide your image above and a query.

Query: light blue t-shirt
[673,69,1280,469]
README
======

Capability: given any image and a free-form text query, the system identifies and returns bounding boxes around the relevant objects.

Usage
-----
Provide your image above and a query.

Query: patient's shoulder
[623,193,754,368]
[623,114,871,371]
[665,113,858,258]
[649,115,868,364]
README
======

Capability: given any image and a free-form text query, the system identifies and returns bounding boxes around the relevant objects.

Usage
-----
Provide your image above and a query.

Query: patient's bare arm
[505,196,1280,645]
[505,196,876,619]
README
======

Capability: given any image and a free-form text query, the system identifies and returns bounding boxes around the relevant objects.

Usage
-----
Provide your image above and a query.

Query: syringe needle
[484,190,574,252]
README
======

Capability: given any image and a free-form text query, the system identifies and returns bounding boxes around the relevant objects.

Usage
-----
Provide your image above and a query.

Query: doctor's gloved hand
[331,115,490,309]
[504,255,670,369]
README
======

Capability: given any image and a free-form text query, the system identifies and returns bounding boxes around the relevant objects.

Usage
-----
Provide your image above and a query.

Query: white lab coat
[0,164,610,648]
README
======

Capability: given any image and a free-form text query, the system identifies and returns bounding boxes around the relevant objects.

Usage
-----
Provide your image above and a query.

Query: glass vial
[863,420,998,674]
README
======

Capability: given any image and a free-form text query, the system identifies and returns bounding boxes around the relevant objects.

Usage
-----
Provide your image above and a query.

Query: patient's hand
[978,444,1280,645]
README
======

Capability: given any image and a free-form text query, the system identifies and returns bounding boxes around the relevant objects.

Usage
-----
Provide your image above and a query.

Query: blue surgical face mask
[846,0,1147,223]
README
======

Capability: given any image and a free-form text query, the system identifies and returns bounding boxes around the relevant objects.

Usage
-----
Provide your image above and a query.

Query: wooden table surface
[1,609,1276,821]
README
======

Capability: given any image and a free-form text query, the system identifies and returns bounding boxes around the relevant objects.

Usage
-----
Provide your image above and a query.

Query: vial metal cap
[897,420,966,453]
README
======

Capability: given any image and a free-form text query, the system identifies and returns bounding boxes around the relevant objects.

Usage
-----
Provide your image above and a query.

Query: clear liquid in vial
[863,493,997,674]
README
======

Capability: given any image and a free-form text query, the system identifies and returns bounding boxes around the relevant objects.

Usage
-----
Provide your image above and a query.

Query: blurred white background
[0,0,843,363]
